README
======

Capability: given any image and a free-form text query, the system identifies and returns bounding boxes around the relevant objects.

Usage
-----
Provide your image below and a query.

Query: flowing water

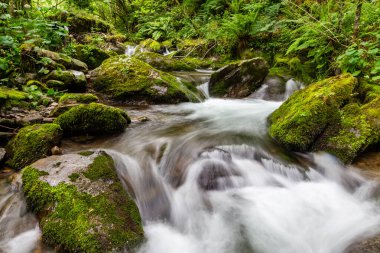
[1,72,380,253]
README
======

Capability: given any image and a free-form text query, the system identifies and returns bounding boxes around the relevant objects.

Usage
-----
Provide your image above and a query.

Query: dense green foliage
[1,0,379,84]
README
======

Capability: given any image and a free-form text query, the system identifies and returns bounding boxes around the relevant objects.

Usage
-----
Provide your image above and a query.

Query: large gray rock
[22,151,144,252]
[209,58,269,98]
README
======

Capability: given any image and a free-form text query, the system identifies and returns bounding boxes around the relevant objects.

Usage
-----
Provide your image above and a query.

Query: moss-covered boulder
[5,124,62,170]
[72,44,111,69]
[44,70,87,92]
[22,151,144,252]
[134,52,194,71]
[59,93,99,104]
[313,96,380,163]
[268,74,380,162]
[268,74,357,151]
[0,87,29,110]
[54,103,130,136]
[90,56,199,104]
[209,58,269,98]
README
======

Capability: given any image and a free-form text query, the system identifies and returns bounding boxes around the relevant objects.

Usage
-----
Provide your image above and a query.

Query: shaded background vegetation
[1,0,380,84]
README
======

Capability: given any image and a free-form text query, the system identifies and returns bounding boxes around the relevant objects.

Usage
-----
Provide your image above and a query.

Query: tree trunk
[352,0,363,42]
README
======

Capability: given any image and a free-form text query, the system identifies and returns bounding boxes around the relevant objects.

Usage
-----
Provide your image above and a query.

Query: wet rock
[0,148,5,163]
[346,235,380,253]
[51,146,63,155]
[134,52,194,71]
[22,151,144,252]
[54,103,131,136]
[137,116,150,122]
[197,160,238,190]
[209,58,269,98]
[5,123,62,170]
[90,56,199,104]
[250,75,287,101]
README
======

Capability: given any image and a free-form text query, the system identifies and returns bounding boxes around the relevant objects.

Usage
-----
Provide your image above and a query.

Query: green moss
[46,70,75,84]
[91,56,199,103]
[182,57,213,69]
[54,103,130,136]
[59,93,99,104]
[5,124,62,170]
[268,74,357,151]
[22,158,143,252]
[140,39,162,52]
[46,80,65,90]
[79,151,95,156]
[69,173,80,182]
[25,80,48,91]
[134,52,194,71]
[0,87,29,109]
[83,154,115,181]
[45,70,87,92]
[72,44,111,69]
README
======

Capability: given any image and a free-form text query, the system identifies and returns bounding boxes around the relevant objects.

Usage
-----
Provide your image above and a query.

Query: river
[0,72,379,253]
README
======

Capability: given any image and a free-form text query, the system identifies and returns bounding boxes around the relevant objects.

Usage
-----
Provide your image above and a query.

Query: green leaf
[352,70,361,77]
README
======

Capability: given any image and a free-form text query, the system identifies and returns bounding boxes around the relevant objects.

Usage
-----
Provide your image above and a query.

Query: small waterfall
[125,45,137,57]
[0,174,42,253]
[284,78,304,99]
[163,48,171,56]
[197,82,210,98]
[250,84,269,99]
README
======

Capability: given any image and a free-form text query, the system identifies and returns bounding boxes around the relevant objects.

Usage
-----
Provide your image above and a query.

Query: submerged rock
[54,103,130,136]
[22,151,144,252]
[134,52,194,71]
[90,56,199,104]
[346,235,380,253]
[5,123,62,170]
[209,58,269,98]
[268,74,380,163]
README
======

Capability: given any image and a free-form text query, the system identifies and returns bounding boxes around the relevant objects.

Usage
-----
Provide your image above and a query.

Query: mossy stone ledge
[54,103,131,136]
[90,55,199,104]
[22,151,144,253]
[5,123,63,170]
